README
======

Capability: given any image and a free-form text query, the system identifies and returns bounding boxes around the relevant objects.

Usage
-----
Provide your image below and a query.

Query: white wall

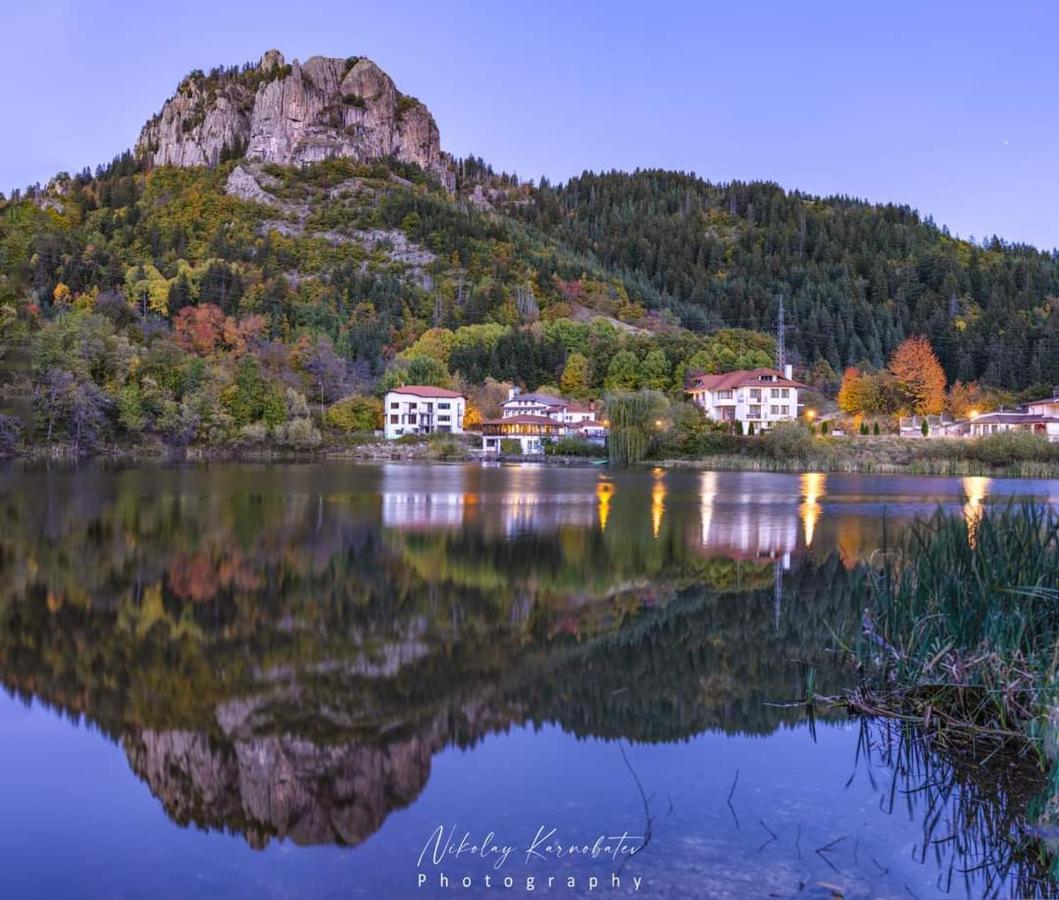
[383,392,465,439]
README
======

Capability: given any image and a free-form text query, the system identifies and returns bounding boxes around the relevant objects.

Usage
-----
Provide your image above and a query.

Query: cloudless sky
[3,1,1057,248]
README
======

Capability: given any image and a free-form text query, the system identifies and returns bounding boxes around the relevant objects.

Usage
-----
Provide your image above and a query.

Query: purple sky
[3,0,1057,249]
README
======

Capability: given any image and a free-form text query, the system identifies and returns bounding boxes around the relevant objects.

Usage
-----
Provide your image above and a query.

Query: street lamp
[969,409,980,419]
[805,409,816,422]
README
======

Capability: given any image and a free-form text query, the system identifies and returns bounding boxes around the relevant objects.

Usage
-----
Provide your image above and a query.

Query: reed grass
[853,502,1059,752]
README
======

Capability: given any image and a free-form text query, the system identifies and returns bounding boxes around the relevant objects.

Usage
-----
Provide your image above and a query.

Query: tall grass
[855,502,1059,744]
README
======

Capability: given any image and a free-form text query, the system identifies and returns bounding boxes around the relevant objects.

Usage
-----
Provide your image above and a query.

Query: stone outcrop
[136,50,454,189]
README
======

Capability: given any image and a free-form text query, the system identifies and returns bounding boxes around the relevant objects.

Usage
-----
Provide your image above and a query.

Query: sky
[3,0,1057,249]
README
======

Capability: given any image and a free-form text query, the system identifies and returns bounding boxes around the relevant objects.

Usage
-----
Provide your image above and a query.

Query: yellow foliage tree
[888,336,946,415]
[52,282,72,306]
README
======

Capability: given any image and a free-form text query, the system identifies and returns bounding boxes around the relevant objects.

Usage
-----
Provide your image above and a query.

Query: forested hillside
[519,171,1059,389]
[2,96,1059,452]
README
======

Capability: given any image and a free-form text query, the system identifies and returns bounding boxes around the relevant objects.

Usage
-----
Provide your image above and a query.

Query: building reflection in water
[962,475,990,546]
[651,468,666,538]
[596,477,614,532]
[800,472,826,547]
[699,471,797,568]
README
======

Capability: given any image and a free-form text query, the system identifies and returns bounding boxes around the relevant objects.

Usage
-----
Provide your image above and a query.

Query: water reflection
[0,463,1055,895]
[963,475,991,545]
[651,468,666,538]
[800,472,826,547]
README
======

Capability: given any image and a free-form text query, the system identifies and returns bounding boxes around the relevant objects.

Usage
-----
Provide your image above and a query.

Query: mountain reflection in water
[0,462,1056,897]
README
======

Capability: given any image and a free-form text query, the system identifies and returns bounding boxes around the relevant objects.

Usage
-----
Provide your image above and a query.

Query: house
[965,406,1059,441]
[686,365,805,430]
[898,392,1059,442]
[383,386,465,439]
[480,415,567,455]
[501,389,599,426]
[480,388,606,454]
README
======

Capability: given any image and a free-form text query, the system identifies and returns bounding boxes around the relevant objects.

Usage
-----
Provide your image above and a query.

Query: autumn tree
[888,336,946,415]
[560,351,590,398]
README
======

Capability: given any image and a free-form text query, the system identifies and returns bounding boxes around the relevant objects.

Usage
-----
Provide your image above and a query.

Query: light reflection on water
[0,462,1055,898]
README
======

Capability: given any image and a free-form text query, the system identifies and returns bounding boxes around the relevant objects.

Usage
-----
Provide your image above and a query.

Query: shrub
[966,432,1059,466]
[760,421,813,460]
[545,437,602,457]
[820,420,828,435]
[240,422,269,444]
[500,438,522,454]
[325,395,382,432]
[275,417,321,448]
[658,403,740,458]
[920,419,928,437]
[429,435,463,459]
[860,422,869,435]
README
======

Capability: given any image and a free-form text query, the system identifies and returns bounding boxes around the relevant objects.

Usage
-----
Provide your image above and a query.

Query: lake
[0,463,1055,899]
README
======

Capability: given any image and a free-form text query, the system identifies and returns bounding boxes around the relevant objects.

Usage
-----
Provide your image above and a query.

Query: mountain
[135,50,454,189]
[3,48,1059,452]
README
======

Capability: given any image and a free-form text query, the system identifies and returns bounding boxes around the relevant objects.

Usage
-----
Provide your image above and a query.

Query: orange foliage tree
[888,336,946,415]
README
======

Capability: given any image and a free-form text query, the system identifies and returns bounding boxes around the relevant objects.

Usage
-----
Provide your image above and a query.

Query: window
[407,415,417,424]
[780,389,790,398]
[781,406,789,416]
[408,402,418,410]
[438,415,450,422]
[750,389,761,401]
[438,402,450,409]
[716,389,734,400]
[748,406,761,419]
[389,415,398,424]
[770,405,780,415]
[771,388,781,398]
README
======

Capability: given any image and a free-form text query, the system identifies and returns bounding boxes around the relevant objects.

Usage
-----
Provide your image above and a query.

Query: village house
[481,389,607,455]
[383,386,465,439]
[685,365,805,430]
[501,389,599,426]
[899,392,1059,442]
[965,401,1059,441]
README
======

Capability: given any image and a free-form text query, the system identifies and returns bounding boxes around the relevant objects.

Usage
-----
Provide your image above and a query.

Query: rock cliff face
[136,50,454,189]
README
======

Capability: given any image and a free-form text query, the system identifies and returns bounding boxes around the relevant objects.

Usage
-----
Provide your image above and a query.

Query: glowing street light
[805,409,816,422]
[969,409,980,419]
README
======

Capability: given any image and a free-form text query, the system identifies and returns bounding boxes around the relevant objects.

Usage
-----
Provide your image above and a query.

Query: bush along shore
[837,502,1059,890]
[650,426,1059,478]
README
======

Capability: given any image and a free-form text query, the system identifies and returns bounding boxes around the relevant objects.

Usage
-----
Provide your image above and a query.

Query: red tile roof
[387,385,464,399]
[686,368,807,391]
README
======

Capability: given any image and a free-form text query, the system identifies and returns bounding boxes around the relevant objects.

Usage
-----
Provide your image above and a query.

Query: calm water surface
[0,463,1055,899]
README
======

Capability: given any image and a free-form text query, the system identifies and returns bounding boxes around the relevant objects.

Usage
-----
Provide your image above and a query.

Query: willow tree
[605,390,670,465]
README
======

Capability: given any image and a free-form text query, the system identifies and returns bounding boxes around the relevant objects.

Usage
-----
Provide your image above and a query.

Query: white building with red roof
[686,365,805,431]
[383,385,465,439]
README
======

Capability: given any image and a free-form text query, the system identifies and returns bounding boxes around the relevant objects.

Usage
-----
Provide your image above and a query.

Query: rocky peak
[136,50,454,189]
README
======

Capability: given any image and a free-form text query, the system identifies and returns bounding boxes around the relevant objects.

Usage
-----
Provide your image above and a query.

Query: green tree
[640,348,671,391]
[605,390,670,465]
[560,351,591,398]
[605,350,641,392]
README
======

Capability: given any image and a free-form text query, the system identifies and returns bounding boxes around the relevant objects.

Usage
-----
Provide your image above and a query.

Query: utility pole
[776,295,786,370]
